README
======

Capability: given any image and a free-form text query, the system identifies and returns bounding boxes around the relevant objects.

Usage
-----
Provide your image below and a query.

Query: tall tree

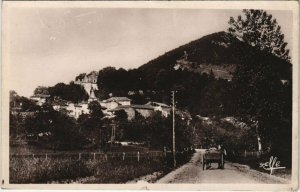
[228,9,290,61]
[33,86,49,95]
[78,101,105,147]
[232,52,291,154]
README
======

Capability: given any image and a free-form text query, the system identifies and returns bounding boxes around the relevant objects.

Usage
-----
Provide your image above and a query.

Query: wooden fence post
[93,153,96,160]
[137,152,140,162]
[32,154,35,158]
[123,152,125,161]
[105,154,108,161]
[244,150,247,158]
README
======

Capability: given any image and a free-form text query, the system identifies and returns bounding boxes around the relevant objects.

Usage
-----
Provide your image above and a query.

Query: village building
[100,97,131,110]
[145,101,172,117]
[52,98,89,119]
[30,94,50,106]
[88,87,98,103]
[100,97,132,118]
[107,100,173,120]
[66,102,88,119]
[74,71,99,96]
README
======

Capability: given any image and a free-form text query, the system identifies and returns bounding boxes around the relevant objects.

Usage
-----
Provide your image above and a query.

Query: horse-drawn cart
[202,148,224,170]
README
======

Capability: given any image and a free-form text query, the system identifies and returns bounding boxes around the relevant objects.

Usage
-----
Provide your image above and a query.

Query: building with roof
[75,71,99,96]
[88,87,98,103]
[145,102,172,117]
[100,97,131,110]
[52,98,89,119]
[30,94,50,106]
[107,100,172,120]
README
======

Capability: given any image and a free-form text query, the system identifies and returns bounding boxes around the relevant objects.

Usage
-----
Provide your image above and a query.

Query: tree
[232,52,291,155]
[10,91,40,112]
[78,101,105,147]
[33,86,49,95]
[228,9,290,61]
[48,82,89,103]
[24,107,84,149]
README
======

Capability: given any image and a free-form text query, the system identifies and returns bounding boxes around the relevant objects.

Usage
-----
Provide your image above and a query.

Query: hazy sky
[5,8,293,97]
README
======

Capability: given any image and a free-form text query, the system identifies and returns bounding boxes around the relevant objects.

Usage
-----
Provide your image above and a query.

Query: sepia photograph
[1,1,299,190]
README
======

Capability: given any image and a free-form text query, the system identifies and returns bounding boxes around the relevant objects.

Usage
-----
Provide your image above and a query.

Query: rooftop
[31,94,50,98]
[102,97,132,103]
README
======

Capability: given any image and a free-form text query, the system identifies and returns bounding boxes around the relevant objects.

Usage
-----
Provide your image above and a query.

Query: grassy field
[10,155,168,184]
[10,142,193,183]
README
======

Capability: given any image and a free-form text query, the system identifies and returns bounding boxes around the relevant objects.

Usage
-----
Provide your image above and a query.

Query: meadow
[10,150,192,183]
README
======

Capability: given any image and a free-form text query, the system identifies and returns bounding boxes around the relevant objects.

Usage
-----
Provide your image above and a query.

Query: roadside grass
[10,150,193,183]
[9,156,167,183]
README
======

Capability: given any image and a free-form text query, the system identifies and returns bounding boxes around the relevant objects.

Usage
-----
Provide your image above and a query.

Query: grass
[10,157,93,183]
[10,143,193,183]
[10,154,172,183]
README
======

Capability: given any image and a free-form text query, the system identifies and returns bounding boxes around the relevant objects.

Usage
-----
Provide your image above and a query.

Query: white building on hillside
[75,71,99,96]
[30,94,50,106]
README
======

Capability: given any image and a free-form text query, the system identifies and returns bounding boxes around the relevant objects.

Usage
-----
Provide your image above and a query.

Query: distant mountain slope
[138,31,291,80]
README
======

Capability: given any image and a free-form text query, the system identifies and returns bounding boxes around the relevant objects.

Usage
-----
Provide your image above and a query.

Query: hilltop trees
[228,9,290,61]
[33,86,49,95]
[48,82,89,103]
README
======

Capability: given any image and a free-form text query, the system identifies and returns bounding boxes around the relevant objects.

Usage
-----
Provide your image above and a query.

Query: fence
[243,150,261,159]
[226,149,269,162]
[10,151,165,162]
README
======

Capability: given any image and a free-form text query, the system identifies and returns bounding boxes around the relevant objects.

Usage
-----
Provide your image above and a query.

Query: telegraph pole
[171,91,176,168]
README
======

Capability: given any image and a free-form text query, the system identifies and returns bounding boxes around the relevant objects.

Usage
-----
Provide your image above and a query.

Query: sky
[5,8,293,97]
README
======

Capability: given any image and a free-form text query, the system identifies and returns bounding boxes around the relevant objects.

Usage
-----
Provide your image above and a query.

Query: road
[157,150,289,184]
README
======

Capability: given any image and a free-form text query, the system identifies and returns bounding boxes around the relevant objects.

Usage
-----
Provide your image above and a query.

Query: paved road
[157,150,289,184]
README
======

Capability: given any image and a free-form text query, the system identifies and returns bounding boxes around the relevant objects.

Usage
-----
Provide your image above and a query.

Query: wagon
[202,148,224,170]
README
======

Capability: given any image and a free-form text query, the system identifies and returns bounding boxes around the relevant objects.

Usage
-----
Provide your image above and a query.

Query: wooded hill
[138,31,291,80]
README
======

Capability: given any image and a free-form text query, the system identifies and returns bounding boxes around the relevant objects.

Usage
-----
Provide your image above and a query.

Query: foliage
[231,49,292,164]
[33,86,49,95]
[48,82,89,103]
[120,112,192,151]
[75,73,86,81]
[9,155,168,183]
[10,113,26,139]
[228,9,290,61]
[190,118,257,152]
[77,101,106,148]
[10,91,40,112]
[10,157,94,183]
[24,105,85,150]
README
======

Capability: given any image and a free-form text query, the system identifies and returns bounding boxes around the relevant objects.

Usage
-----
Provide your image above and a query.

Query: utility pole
[171,91,176,168]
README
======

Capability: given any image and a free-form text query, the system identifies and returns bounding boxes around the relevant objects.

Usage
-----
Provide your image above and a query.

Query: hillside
[138,31,292,80]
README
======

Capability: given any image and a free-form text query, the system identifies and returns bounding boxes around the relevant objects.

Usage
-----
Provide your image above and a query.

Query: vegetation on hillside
[228,9,291,61]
